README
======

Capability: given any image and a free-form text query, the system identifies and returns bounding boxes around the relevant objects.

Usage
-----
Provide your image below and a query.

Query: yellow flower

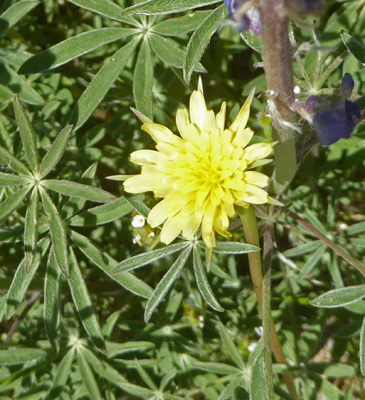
[123,85,273,249]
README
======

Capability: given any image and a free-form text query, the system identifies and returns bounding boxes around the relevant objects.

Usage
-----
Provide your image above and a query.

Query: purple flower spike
[224,0,261,35]
[305,74,361,146]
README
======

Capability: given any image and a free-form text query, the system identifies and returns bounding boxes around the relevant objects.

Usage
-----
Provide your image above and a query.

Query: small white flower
[294,85,301,94]
[248,342,258,352]
[132,214,146,228]
[254,326,264,337]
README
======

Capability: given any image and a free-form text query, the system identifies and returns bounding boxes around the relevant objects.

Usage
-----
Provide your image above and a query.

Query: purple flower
[305,74,361,146]
[224,0,261,35]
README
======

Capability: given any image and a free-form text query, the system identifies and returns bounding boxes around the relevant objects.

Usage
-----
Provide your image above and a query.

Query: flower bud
[224,0,261,35]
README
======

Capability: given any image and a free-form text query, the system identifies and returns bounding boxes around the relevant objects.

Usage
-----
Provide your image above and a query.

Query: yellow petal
[244,143,273,163]
[216,102,226,132]
[130,150,166,165]
[233,127,254,148]
[124,174,161,193]
[239,184,269,204]
[142,123,174,143]
[176,108,190,137]
[244,171,269,187]
[229,88,255,132]
[160,214,185,244]
[189,90,207,131]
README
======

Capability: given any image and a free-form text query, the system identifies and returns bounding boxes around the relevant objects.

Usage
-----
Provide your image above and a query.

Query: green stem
[262,228,275,397]
[239,205,298,400]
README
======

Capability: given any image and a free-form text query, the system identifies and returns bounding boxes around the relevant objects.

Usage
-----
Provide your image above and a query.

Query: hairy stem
[259,0,297,192]
[239,205,298,400]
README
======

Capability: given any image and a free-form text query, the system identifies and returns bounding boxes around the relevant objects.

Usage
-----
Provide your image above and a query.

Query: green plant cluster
[0,0,364,399]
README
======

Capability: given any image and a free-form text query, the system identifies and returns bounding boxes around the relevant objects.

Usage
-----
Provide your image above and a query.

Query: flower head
[305,73,361,146]
[124,85,273,249]
[224,0,261,35]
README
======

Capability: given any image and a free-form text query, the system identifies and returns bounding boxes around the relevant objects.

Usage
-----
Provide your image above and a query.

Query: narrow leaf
[0,348,47,364]
[341,31,365,65]
[107,341,155,358]
[19,28,136,74]
[61,163,97,220]
[68,0,141,25]
[213,241,260,254]
[240,32,262,53]
[144,246,192,322]
[24,187,39,272]
[77,349,102,400]
[0,146,31,176]
[218,322,245,368]
[6,238,50,318]
[250,351,269,400]
[40,188,69,277]
[39,125,73,178]
[13,94,38,172]
[193,361,241,375]
[42,179,115,203]
[0,172,29,186]
[0,0,39,37]
[193,246,224,312]
[44,250,61,353]
[70,39,139,130]
[150,34,204,71]
[0,186,30,222]
[218,376,246,400]
[360,317,365,376]
[68,248,105,351]
[297,243,326,280]
[122,0,222,15]
[310,285,365,308]
[114,242,189,273]
[135,360,158,391]
[84,347,155,397]
[133,39,153,119]
[69,196,133,226]
[0,62,44,104]
[124,194,150,218]
[184,4,228,84]
[151,11,211,36]
[47,349,74,400]
[70,230,153,298]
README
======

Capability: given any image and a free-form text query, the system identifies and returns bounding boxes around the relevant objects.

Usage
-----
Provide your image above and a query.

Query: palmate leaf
[133,39,153,120]
[19,28,136,74]
[122,0,222,15]
[0,62,44,104]
[40,188,69,278]
[39,125,73,178]
[69,196,133,226]
[135,360,158,391]
[69,38,139,130]
[0,0,39,37]
[183,4,229,84]
[68,248,105,351]
[114,242,189,273]
[310,285,365,308]
[144,246,192,322]
[70,230,153,299]
[212,241,260,254]
[44,251,61,353]
[193,246,224,312]
[13,94,39,173]
[42,179,115,203]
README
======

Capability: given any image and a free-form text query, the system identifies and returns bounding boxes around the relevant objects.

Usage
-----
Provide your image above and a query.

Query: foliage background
[0,0,364,399]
